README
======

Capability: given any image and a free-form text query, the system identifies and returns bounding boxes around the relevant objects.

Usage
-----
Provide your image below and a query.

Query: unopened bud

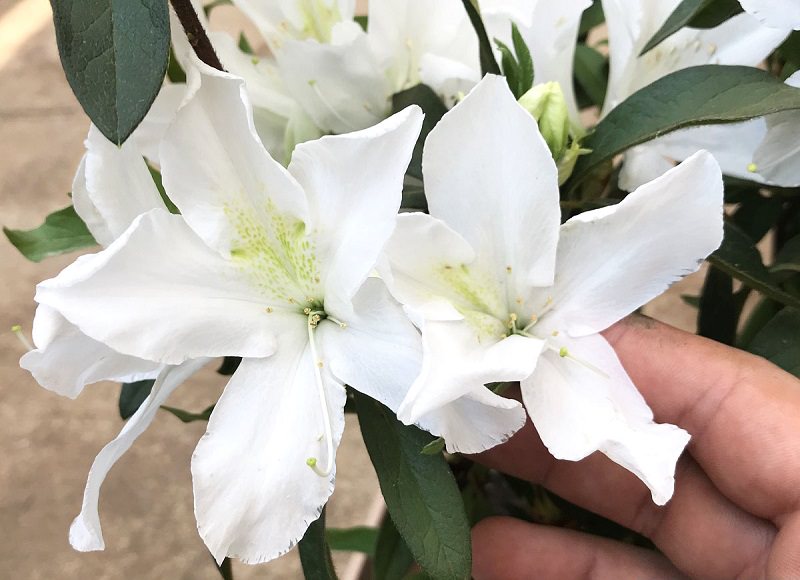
[518,82,570,159]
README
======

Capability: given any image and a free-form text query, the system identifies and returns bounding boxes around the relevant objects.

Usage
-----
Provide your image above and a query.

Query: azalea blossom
[739,0,800,30]
[601,0,798,189]
[32,58,525,563]
[381,75,724,505]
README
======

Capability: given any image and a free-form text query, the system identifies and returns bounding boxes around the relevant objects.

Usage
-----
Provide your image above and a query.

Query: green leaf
[355,393,471,580]
[147,165,180,214]
[773,234,800,274]
[216,356,242,376]
[495,39,521,98]
[511,23,534,96]
[391,84,448,180]
[461,0,501,76]
[298,508,337,580]
[326,527,379,556]
[160,404,215,423]
[238,32,254,55]
[4,205,97,262]
[567,66,800,191]
[420,437,445,455]
[640,0,742,55]
[578,0,605,37]
[119,380,154,420]
[573,43,608,109]
[373,516,414,580]
[167,46,187,83]
[738,297,782,348]
[708,223,800,310]
[214,557,233,580]
[732,194,783,243]
[748,307,800,378]
[203,0,232,17]
[50,0,170,145]
[698,266,736,345]
[354,15,368,32]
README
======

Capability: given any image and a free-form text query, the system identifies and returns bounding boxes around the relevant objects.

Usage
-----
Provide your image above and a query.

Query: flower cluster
[10,0,800,571]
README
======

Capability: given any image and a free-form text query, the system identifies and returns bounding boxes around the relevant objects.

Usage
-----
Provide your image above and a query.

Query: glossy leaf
[119,379,154,420]
[568,66,800,190]
[574,43,607,108]
[298,508,337,580]
[355,393,471,580]
[4,205,97,262]
[512,23,534,96]
[578,0,605,37]
[216,356,242,376]
[698,266,736,345]
[160,404,214,423]
[326,527,379,556]
[773,234,800,274]
[50,0,170,144]
[640,0,743,55]
[708,223,800,309]
[391,84,448,180]
[748,307,800,377]
[461,0,501,76]
[373,515,415,580]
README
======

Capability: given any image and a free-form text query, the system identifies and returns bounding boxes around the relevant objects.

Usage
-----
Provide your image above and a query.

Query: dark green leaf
[511,23,533,96]
[216,356,242,376]
[640,0,742,55]
[326,527,379,556]
[373,516,415,580]
[4,205,97,262]
[167,46,186,83]
[215,557,233,580]
[495,39,521,98]
[780,32,800,74]
[578,1,605,37]
[708,223,800,309]
[681,294,701,308]
[698,266,736,345]
[773,234,800,274]
[354,15,368,32]
[119,380,154,420]
[355,393,471,580]
[461,0,501,76]
[738,297,782,348]
[732,194,783,243]
[567,66,800,191]
[420,437,445,455]
[147,165,180,213]
[160,404,214,422]
[238,32,254,55]
[203,0,232,17]
[391,84,448,180]
[298,508,337,580]
[50,0,170,144]
[748,307,800,377]
[573,43,607,109]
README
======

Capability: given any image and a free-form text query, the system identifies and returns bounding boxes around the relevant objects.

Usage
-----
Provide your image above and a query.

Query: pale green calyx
[518,82,571,159]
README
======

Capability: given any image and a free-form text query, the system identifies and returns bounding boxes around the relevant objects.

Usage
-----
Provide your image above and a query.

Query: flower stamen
[11,324,32,351]
[306,310,334,477]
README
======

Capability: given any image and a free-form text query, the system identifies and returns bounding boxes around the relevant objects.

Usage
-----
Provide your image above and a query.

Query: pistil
[305,309,335,477]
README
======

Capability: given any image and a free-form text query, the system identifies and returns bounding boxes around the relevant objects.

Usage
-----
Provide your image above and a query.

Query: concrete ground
[0,1,703,579]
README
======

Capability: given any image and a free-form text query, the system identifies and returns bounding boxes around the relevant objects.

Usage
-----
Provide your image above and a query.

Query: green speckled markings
[225,198,322,309]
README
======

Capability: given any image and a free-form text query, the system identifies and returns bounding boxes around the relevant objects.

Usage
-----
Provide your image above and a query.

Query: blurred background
[0,0,702,578]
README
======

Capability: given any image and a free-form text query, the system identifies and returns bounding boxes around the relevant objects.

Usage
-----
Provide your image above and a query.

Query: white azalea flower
[32,59,519,563]
[601,0,795,189]
[382,75,724,505]
[740,0,800,30]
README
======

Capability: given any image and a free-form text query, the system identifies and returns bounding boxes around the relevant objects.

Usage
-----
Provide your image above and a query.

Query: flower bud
[518,82,570,159]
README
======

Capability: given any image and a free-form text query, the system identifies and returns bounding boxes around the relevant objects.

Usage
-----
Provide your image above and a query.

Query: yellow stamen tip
[551,330,559,337]
[11,324,21,333]
[559,347,569,357]
[306,457,317,467]
[747,163,758,173]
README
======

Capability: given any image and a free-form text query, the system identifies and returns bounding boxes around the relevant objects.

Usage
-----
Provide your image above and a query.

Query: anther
[303,307,312,315]
[506,265,512,274]
[11,324,32,351]
[747,163,758,173]
[559,347,569,357]
[265,307,273,313]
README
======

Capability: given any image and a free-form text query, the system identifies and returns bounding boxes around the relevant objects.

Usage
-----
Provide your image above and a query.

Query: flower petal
[544,150,723,337]
[160,57,309,256]
[398,318,544,423]
[739,0,800,30]
[20,305,160,399]
[521,334,690,505]
[753,72,800,186]
[36,209,283,364]
[72,125,164,246]
[130,83,186,165]
[192,332,347,564]
[69,359,208,551]
[288,106,423,318]
[423,74,561,294]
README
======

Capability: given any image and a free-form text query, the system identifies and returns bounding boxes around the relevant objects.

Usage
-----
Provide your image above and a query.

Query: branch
[169,0,225,72]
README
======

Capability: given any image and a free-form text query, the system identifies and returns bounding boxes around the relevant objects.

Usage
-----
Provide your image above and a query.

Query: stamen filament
[308,80,357,131]
[306,311,334,477]
[11,324,32,351]
[546,343,609,379]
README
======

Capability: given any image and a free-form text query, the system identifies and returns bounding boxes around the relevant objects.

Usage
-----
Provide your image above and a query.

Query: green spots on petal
[225,198,321,306]
[295,0,342,43]
[438,263,506,321]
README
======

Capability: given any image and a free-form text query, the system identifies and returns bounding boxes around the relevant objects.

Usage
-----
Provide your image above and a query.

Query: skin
[471,315,800,580]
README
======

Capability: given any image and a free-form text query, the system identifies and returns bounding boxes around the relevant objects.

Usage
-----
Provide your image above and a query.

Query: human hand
[471,315,800,580]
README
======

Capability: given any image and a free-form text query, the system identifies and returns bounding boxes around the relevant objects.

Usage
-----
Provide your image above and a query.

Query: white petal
[521,334,690,505]
[192,333,347,564]
[544,151,723,336]
[276,28,389,134]
[160,57,309,255]
[740,0,800,30]
[131,83,187,165]
[399,318,544,423]
[36,209,284,365]
[618,144,678,192]
[69,359,208,551]
[20,306,160,399]
[381,212,479,321]
[753,73,800,186]
[72,125,164,246]
[288,106,423,318]
[423,75,561,296]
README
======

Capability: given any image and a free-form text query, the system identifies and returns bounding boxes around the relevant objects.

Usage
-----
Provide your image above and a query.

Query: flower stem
[168,0,225,72]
